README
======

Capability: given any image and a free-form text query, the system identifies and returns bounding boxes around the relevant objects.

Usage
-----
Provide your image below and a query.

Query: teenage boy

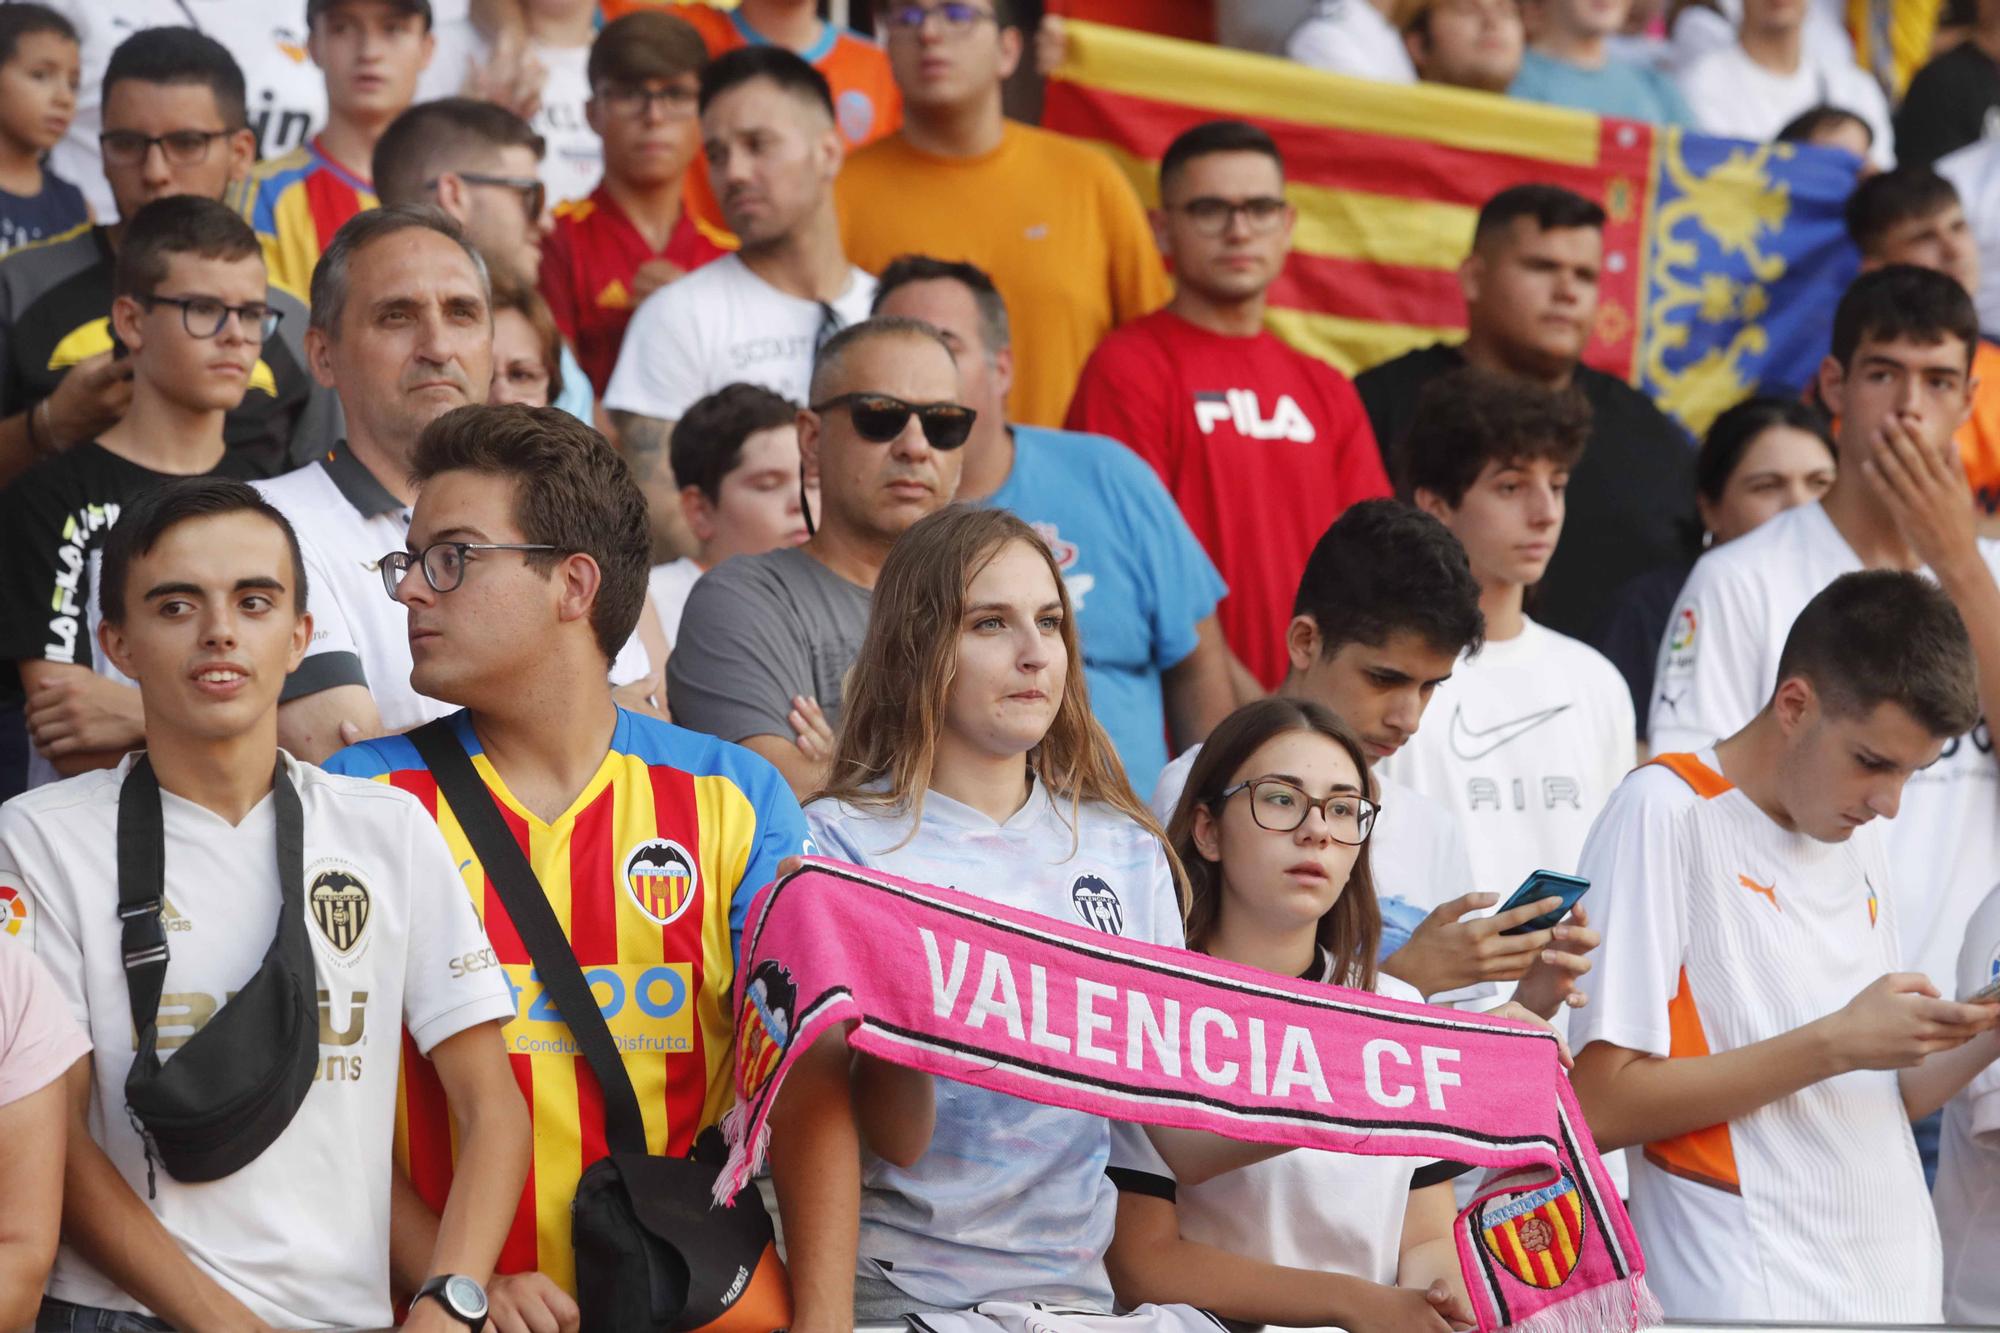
[0,476,528,1332]
[235,0,435,300]
[540,12,731,400]
[837,0,1167,428]
[1675,0,1893,169]
[1066,121,1389,691]
[0,4,88,255]
[323,405,853,1333]
[1384,366,1636,896]
[649,382,813,648]
[1510,0,1692,124]
[604,47,876,561]
[1,197,280,791]
[1574,570,2000,1321]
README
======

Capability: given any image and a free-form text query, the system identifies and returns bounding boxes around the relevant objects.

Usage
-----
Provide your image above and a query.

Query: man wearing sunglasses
[669,317,966,795]
[0,197,278,790]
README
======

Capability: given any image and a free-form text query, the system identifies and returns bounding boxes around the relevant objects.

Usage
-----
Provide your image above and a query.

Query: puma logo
[1738,874,1780,912]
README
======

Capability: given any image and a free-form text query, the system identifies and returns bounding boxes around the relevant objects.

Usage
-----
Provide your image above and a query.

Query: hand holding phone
[1495,870,1591,937]
[1966,974,2000,1005]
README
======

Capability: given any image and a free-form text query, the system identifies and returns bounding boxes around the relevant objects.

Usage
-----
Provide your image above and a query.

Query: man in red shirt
[540,12,732,397]
[1066,119,1389,692]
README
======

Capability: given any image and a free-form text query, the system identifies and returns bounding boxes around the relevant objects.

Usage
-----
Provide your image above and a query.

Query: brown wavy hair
[1167,698,1381,987]
[816,505,1185,908]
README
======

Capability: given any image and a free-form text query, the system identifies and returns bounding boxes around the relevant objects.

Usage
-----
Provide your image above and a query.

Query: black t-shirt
[1895,41,2000,168]
[1352,342,1698,644]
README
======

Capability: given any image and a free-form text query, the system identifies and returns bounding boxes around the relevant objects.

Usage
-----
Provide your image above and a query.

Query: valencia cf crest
[623,838,699,926]
[309,867,371,955]
[1071,874,1123,935]
[1478,1172,1585,1290]
[735,959,798,1100]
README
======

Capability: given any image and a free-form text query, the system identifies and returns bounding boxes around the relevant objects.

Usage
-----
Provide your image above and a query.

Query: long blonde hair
[816,506,1187,908]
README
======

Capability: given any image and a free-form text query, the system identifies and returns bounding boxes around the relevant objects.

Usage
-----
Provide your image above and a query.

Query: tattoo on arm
[609,411,674,486]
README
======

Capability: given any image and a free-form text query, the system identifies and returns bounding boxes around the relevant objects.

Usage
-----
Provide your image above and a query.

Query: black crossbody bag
[408,721,788,1333]
[116,756,321,1193]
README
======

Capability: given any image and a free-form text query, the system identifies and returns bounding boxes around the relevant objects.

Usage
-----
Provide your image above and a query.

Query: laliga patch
[0,882,27,938]
[624,838,700,926]
[1478,1171,1586,1290]
[308,861,372,958]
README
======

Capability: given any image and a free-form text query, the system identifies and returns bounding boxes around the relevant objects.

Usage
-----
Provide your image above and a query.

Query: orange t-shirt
[1959,339,2000,516]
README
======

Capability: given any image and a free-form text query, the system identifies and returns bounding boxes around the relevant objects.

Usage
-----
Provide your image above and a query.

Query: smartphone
[1496,869,1591,936]
[1967,974,2000,1004]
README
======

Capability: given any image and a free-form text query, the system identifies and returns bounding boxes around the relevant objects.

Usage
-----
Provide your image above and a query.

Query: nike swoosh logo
[1738,874,1780,912]
[1447,702,1571,760]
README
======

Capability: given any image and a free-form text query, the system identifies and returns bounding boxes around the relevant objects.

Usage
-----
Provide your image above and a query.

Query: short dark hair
[488,265,563,404]
[872,254,1011,353]
[309,204,489,337]
[411,405,650,664]
[113,195,261,299]
[1157,120,1285,198]
[1777,104,1874,149]
[672,383,799,503]
[1696,395,1833,504]
[102,27,246,130]
[1829,264,1978,371]
[1293,498,1484,661]
[1775,569,1979,738]
[99,478,307,626]
[589,11,707,89]
[371,97,545,208]
[698,45,833,119]
[0,4,76,67]
[1845,165,1962,256]
[1472,183,1605,249]
[808,316,955,402]
[1394,366,1592,506]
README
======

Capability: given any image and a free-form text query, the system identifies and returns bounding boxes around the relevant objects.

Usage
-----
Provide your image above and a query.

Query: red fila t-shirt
[539,185,733,397]
[1066,309,1389,688]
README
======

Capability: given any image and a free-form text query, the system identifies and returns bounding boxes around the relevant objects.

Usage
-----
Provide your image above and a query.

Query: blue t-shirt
[985,426,1226,789]
[1510,48,1694,127]
[0,168,87,257]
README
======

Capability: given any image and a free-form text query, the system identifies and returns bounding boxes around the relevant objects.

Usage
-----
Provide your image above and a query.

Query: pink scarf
[719,860,1660,1333]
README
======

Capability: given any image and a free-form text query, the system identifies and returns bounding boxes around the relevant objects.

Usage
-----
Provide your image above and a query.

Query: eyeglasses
[427,172,546,221]
[597,81,699,120]
[379,541,561,599]
[1217,778,1379,844]
[100,129,232,167]
[141,294,282,342]
[881,2,999,34]
[810,393,976,449]
[1175,196,1289,237]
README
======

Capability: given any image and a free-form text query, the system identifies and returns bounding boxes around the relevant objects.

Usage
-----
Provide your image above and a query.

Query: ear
[307,26,325,70]
[990,343,1016,404]
[1694,490,1720,539]
[432,172,473,225]
[111,294,146,356]
[289,610,313,675]
[1148,206,1173,261]
[1403,28,1428,75]
[585,97,605,138]
[681,485,718,545]
[1815,353,1846,420]
[797,408,823,478]
[1286,613,1323,675]
[555,551,605,631]
[1189,800,1224,865]
[226,127,257,185]
[417,28,437,71]
[818,125,845,185]
[996,22,1025,80]
[1770,674,1814,734]
[97,615,135,682]
[305,325,338,389]
[1458,250,1484,307]
[1412,486,1454,524]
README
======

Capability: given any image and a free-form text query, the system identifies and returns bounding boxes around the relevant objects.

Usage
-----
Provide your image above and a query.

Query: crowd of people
[0,0,1998,1331]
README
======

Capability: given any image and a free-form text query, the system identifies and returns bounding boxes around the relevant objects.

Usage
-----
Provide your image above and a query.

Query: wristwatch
[415,1274,489,1331]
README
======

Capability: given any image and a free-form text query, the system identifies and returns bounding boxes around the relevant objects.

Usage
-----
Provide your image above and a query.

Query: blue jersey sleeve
[728,751,813,965]
[1100,441,1227,670]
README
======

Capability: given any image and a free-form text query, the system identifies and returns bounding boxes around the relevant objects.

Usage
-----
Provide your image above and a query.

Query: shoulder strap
[1647,752,1735,800]
[117,758,173,1054]
[408,720,651,1157]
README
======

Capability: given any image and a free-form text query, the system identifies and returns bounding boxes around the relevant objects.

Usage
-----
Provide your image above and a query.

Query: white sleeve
[1425,815,1501,1010]
[0,804,88,1028]
[608,632,650,687]
[1648,556,1763,755]
[1568,767,1695,1059]
[1955,884,2000,1143]
[395,796,516,1055]
[601,285,707,421]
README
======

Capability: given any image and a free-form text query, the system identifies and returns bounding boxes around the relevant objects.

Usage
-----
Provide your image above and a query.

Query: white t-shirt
[1650,500,2000,998]
[1571,749,1937,1322]
[47,0,329,221]
[1664,1,1857,75]
[1379,620,1634,895]
[0,753,515,1330]
[806,781,1184,1312]
[648,556,704,650]
[602,255,878,423]
[1674,41,1894,168]
[1941,138,2000,336]
[417,21,600,208]
[1285,0,1416,84]
[1936,879,2000,1325]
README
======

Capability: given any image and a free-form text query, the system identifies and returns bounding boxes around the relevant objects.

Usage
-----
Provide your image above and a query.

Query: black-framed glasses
[1218,778,1379,844]
[810,393,976,449]
[379,542,561,599]
[100,129,232,167]
[597,80,699,120]
[141,294,282,341]
[1176,196,1289,237]
[881,2,999,34]
[427,172,546,220]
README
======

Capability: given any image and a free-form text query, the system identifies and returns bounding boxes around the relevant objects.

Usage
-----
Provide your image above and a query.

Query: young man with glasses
[1066,121,1389,693]
[668,317,967,796]
[234,0,435,300]
[540,11,731,399]
[0,196,290,789]
[836,0,1167,429]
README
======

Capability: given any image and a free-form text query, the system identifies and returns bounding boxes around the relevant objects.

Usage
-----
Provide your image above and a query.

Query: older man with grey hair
[666,316,967,795]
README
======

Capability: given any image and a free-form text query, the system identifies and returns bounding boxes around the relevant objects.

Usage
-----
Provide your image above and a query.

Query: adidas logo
[161,897,193,933]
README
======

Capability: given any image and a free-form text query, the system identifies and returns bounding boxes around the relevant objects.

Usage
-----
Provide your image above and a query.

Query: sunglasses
[810,393,975,449]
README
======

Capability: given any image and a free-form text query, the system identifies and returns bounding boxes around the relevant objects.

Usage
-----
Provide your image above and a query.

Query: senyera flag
[1043,20,1860,440]
[719,860,1661,1333]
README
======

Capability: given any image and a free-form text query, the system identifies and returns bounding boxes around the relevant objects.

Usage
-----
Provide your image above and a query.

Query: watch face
[445,1276,488,1319]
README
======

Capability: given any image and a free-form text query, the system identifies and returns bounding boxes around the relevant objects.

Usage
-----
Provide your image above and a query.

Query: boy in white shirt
[1573,569,2000,1322]
[0,478,527,1332]
[1384,366,1636,896]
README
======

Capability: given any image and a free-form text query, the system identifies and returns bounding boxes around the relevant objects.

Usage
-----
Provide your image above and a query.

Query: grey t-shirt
[666,545,872,744]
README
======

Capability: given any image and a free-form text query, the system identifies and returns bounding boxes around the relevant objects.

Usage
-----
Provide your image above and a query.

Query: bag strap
[116,757,174,1048]
[408,719,651,1157]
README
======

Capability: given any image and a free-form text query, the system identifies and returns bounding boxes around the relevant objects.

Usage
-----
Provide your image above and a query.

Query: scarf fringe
[1502,1276,1662,1333]
[714,1098,768,1206]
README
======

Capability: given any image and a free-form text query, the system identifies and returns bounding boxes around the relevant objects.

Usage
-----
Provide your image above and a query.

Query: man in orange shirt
[836,0,1169,426]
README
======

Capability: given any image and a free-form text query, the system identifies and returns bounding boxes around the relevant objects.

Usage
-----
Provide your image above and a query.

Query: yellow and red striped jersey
[233,136,377,300]
[323,708,810,1293]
